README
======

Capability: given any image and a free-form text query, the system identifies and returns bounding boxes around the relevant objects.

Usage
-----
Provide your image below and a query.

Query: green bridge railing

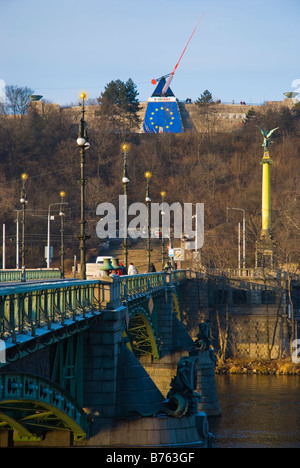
[0,270,187,352]
[0,269,61,283]
[0,279,101,345]
[119,270,187,300]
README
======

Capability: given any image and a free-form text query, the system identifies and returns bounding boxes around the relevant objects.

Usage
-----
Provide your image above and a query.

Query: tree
[1,85,34,115]
[242,107,256,125]
[97,78,141,133]
[195,89,214,107]
[195,90,217,136]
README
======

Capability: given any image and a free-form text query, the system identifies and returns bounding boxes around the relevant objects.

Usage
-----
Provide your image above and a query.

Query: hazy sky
[1,0,299,105]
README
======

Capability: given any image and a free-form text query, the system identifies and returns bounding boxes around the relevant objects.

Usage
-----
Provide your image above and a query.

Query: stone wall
[181,276,291,360]
[29,98,296,134]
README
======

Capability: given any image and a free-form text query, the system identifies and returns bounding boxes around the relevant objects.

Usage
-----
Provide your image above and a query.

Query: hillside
[0,102,299,271]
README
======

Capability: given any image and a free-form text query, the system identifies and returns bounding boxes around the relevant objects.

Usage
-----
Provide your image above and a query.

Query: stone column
[195,349,221,417]
[191,322,221,417]
[256,145,277,269]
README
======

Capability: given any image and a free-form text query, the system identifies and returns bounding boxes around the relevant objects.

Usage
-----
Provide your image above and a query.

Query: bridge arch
[126,306,160,361]
[0,373,88,442]
[173,291,181,320]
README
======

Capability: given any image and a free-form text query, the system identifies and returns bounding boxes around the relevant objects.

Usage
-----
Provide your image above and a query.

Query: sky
[1,0,299,106]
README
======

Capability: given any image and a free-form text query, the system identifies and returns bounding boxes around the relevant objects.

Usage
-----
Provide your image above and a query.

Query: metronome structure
[142,14,204,134]
[142,76,184,133]
[255,127,279,270]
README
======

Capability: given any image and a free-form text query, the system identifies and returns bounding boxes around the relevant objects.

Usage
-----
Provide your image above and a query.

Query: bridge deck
[0,271,187,354]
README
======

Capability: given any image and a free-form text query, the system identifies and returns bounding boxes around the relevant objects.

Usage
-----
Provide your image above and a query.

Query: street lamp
[76,92,90,280]
[121,143,130,269]
[47,204,55,269]
[160,190,166,270]
[15,210,20,269]
[59,191,66,278]
[227,207,246,270]
[20,173,28,282]
[145,171,152,272]
[47,193,68,275]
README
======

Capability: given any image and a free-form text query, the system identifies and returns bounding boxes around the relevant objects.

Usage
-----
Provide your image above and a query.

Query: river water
[208,374,300,448]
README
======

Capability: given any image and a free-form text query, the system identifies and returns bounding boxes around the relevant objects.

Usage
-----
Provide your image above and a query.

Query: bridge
[0,263,295,447]
[0,270,218,447]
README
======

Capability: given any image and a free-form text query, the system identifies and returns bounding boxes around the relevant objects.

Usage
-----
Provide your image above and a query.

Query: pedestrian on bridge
[128,263,137,275]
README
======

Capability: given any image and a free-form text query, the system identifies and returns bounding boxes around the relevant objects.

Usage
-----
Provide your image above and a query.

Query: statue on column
[166,356,201,417]
[190,321,217,363]
[258,126,279,149]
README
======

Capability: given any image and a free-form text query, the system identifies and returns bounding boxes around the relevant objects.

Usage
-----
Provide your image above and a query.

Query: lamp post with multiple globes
[121,143,130,270]
[160,190,166,270]
[76,92,90,280]
[144,171,152,272]
[59,191,67,278]
[20,173,28,282]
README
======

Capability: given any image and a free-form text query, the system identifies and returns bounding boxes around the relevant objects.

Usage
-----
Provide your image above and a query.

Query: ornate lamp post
[20,173,28,282]
[121,143,130,270]
[160,190,166,270]
[59,191,67,278]
[76,92,90,280]
[144,171,152,272]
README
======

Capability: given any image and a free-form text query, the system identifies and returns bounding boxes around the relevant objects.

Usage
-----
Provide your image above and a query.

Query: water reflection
[208,374,300,448]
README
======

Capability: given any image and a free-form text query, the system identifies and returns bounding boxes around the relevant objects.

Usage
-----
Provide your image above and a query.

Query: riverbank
[215,358,300,375]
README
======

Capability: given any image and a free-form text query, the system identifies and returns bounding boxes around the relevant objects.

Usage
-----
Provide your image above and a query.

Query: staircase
[178,102,195,131]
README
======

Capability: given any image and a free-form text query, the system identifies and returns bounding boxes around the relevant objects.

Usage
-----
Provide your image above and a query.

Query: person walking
[128,262,137,275]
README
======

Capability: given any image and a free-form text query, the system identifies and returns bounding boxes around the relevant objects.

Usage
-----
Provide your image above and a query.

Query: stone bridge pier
[77,274,219,447]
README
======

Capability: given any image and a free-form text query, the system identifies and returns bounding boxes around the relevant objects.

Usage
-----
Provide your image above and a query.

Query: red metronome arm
[161,12,204,94]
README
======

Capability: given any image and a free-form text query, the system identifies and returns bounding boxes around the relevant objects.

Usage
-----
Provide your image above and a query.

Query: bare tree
[1,85,34,115]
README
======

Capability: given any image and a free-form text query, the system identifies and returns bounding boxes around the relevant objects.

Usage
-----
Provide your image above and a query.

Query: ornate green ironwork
[0,269,61,283]
[127,306,160,360]
[120,272,167,300]
[0,280,102,442]
[0,373,88,441]
[0,280,101,345]
[120,271,186,361]
[119,270,186,301]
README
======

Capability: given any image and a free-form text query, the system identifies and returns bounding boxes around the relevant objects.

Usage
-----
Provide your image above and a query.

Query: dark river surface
[208,374,300,448]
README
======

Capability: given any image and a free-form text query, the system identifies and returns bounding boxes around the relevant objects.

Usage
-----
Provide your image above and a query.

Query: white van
[96,256,113,264]
[85,256,114,278]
